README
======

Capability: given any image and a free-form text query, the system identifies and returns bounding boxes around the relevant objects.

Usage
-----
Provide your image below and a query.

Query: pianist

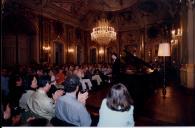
[111,53,120,83]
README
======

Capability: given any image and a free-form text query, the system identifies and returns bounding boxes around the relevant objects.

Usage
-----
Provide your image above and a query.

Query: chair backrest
[50,117,76,126]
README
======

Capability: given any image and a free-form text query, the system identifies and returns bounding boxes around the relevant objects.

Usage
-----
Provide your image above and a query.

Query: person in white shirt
[92,69,102,86]
[74,69,92,90]
[98,83,135,127]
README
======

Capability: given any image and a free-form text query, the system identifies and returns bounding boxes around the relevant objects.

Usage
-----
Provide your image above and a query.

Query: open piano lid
[120,49,154,74]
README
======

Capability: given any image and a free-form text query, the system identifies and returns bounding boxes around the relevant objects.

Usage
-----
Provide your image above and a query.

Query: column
[180,1,195,89]
[139,29,145,59]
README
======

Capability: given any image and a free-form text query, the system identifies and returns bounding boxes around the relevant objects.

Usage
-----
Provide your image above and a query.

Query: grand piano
[119,49,161,112]
[86,50,161,126]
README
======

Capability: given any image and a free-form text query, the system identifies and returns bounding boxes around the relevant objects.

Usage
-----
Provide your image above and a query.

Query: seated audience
[1,68,10,97]
[2,97,12,126]
[55,75,91,126]
[47,85,64,104]
[55,69,65,85]
[74,69,92,90]
[92,69,102,86]
[35,69,44,87]
[98,83,134,127]
[2,98,22,126]
[83,66,92,80]
[19,76,38,111]
[9,75,25,107]
[10,106,23,126]
[49,70,56,85]
[27,79,63,120]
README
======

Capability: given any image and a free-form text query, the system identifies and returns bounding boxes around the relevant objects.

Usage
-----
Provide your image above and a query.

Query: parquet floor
[86,82,195,126]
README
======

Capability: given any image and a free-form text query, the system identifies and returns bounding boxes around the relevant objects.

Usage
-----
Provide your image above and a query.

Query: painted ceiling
[2,0,182,31]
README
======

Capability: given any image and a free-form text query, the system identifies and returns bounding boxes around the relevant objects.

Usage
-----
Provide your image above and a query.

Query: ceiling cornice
[16,0,81,27]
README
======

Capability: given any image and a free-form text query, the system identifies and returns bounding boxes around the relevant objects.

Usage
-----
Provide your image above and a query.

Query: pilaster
[180,1,195,89]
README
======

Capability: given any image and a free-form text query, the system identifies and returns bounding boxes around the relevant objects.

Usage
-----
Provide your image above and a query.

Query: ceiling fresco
[2,0,182,31]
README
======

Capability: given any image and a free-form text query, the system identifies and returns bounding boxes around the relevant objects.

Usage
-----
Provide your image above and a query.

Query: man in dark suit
[111,53,120,83]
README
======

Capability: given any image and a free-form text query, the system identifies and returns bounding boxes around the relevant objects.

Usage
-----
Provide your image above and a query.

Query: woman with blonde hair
[98,83,134,127]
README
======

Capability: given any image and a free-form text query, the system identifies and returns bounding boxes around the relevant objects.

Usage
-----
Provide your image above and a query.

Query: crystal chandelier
[91,19,117,45]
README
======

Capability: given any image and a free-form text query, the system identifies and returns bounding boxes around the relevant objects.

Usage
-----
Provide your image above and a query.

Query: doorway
[90,48,96,64]
[77,45,81,65]
[55,42,63,65]
[107,47,113,64]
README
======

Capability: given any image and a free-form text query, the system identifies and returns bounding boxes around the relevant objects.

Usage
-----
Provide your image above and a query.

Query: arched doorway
[90,48,97,64]
[77,45,81,65]
[107,47,113,64]
[53,40,64,65]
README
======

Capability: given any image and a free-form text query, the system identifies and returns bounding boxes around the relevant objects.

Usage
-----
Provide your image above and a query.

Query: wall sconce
[171,39,178,46]
[68,48,74,53]
[148,51,151,56]
[171,28,182,46]
[43,45,51,51]
[171,28,182,37]
[99,48,104,55]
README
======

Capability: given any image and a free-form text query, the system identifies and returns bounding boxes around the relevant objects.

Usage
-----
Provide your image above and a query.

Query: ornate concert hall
[1,0,195,126]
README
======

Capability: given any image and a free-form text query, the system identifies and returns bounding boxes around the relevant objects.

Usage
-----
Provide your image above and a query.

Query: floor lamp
[158,43,171,98]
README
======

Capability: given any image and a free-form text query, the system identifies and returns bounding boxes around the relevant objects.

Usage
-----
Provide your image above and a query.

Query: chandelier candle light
[91,18,116,45]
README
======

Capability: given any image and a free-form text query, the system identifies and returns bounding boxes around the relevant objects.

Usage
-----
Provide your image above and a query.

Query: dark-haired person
[27,79,63,121]
[111,53,120,83]
[9,75,25,107]
[55,75,91,126]
[98,83,134,127]
[19,76,38,111]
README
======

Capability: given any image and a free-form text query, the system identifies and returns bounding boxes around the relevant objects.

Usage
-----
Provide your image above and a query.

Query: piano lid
[120,49,154,73]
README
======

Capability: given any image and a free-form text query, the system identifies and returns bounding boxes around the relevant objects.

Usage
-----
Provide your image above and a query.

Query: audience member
[2,97,12,126]
[98,83,134,127]
[27,79,55,120]
[2,97,23,126]
[74,69,93,90]
[55,69,65,85]
[10,106,22,126]
[19,76,38,111]
[49,70,56,85]
[92,69,102,86]
[1,68,10,96]
[9,75,25,106]
[55,75,91,126]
